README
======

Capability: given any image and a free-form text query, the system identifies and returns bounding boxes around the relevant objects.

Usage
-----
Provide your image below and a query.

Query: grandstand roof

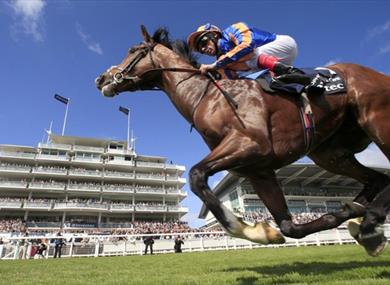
[198,163,390,218]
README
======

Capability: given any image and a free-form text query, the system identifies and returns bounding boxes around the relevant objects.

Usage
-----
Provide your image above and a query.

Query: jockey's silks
[215,22,276,70]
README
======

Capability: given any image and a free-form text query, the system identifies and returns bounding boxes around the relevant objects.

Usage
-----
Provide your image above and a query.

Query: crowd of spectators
[1,210,390,237]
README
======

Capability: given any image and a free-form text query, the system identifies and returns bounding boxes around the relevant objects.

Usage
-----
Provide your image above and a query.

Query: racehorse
[96,26,390,256]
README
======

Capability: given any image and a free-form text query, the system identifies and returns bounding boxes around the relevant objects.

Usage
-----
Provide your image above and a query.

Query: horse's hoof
[263,222,285,244]
[347,218,363,245]
[360,226,387,257]
[242,222,285,245]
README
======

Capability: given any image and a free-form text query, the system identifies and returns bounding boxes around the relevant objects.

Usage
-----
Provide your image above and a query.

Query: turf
[0,244,389,285]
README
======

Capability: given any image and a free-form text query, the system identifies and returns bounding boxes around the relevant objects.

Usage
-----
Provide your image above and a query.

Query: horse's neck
[154,45,208,124]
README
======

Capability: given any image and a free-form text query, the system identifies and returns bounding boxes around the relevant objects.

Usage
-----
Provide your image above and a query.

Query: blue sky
[0,0,389,227]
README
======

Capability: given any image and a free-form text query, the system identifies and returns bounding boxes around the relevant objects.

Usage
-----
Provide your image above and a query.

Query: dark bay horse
[96,26,390,256]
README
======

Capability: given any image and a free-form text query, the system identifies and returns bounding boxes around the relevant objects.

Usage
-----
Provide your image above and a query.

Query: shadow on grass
[222,261,390,285]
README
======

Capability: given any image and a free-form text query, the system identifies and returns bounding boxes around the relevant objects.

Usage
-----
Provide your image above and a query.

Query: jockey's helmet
[187,23,221,51]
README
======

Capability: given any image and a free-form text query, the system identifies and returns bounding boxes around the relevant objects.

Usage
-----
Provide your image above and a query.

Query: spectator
[36,239,48,259]
[53,232,65,258]
[174,236,184,253]
[143,228,154,255]
[0,238,4,258]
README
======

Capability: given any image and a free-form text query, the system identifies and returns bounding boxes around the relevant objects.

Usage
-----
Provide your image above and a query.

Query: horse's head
[95,25,159,97]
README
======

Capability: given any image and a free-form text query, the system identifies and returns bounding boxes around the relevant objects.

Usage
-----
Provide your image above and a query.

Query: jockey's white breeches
[246,35,298,69]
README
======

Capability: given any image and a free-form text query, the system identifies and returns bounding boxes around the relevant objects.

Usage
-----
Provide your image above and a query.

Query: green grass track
[1,244,389,285]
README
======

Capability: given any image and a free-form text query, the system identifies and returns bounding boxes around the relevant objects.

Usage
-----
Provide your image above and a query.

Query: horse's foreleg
[189,134,284,244]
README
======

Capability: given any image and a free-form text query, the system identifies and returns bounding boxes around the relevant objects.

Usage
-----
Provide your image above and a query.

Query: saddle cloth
[245,67,347,95]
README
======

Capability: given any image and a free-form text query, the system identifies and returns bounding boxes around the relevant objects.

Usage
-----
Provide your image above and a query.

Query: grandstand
[199,163,390,229]
[0,133,188,233]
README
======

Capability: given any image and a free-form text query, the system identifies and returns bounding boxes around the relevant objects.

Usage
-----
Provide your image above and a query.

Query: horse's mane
[152,27,200,68]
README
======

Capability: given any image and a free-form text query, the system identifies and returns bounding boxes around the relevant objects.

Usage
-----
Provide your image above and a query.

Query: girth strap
[298,92,315,154]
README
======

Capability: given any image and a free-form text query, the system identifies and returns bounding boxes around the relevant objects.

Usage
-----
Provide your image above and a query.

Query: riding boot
[257,54,312,86]
[272,62,312,86]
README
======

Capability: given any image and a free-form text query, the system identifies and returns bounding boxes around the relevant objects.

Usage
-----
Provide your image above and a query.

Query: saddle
[251,68,347,96]
[245,67,347,154]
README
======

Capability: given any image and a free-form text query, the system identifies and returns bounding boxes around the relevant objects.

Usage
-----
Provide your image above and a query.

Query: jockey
[187,22,310,83]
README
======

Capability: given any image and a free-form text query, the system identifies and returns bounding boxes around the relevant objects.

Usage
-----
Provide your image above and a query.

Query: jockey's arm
[215,22,256,69]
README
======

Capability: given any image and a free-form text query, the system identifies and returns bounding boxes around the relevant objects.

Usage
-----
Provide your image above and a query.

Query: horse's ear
[141,25,152,43]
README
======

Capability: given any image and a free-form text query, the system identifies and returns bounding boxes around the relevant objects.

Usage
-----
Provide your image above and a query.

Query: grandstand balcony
[135,161,165,171]
[109,203,134,212]
[105,147,133,155]
[68,169,102,178]
[66,184,101,193]
[166,176,187,185]
[105,158,135,167]
[71,156,102,165]
[166,189,187,196]
[102,185,134,194]
[0,180,28,190]
[36,153,69,162]
[165,163,186,173]
[135,204,167,212]
[104,171,135,180]
[38,142,72,151]
[99,222,134,228]
[0,151,36,161]
[28,182,66,192]
[73,145,105,153]
[26,221,62,228]
[0,164,31,175]
[23,201,52,210]
[53,202,109,211]
[0,200,23,209]
[32,166,68,177]
[134,187,165,195]
[135,173,165,182]
[167,205,188,212]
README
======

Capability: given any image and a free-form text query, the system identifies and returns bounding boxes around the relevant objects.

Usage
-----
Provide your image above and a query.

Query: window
[229,191,239,210]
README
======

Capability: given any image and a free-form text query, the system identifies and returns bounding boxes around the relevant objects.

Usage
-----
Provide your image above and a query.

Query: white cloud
[355,143,389,168]
[379,43,390,55]
[367,20,390,39]
[8,0,46,41]
[76,22,103,55]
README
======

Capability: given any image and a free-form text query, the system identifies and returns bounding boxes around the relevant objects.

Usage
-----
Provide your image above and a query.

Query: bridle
[107,43,157,89]
[106,42,200,92]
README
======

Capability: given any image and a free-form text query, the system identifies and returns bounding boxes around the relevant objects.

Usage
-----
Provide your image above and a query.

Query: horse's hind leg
[248,168,371,239]
[353,95,390,252]
[309,143,389,256]
[252,134,389,240]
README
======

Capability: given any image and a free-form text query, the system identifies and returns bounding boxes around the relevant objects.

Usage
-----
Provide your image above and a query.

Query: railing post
[315,233,321,246]
[335,229,342,245]
[14,242,19,260]
[94,240,99,257]
[69,237,74,257]
[225,236,229,250]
